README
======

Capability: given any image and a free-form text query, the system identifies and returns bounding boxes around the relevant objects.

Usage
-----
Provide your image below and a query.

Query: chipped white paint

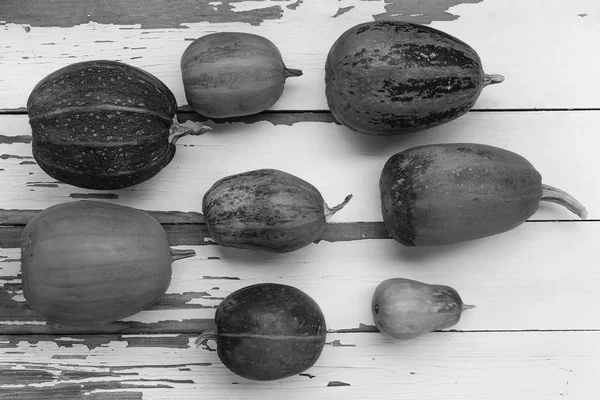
[1,0,600,111]
[0,112,595,220]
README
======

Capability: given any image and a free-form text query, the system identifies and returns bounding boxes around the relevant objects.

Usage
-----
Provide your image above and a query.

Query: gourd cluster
[21,21,587,382]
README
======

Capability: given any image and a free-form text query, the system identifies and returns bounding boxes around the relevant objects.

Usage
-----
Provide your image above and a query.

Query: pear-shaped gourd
[372,278,474,339]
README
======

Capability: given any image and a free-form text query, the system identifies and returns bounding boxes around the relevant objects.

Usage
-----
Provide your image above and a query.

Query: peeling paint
[374,0,483,24]
[0,135,31,144]
[327,381,351,387]
[69,193,119,200]
[0,0,484,29]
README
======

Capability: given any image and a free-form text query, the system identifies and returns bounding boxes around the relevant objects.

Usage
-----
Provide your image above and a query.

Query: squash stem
[195,329,218,348]
[484,74,505,86]
[541,184,588,219]
[462,304,476,311]
[169,119,212,144]
[324,194,353,220]
[285,67,303,78]
[170,248,196,262]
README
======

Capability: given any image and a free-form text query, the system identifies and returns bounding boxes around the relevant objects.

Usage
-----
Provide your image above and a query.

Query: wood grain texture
[1,0,600,111]
[0,111,595,221]
[2,1,599,398]
[1,332,598,399]
[2,221,599,334]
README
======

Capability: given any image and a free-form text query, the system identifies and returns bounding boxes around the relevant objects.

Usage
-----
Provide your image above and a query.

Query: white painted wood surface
[1,0,599,398]
[1,0,600,111]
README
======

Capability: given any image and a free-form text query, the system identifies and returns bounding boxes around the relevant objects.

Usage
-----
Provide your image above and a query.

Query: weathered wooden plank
[0,111,594,221]
[2,221,599,334]
[1,0,600,111]
[1,331,598,398]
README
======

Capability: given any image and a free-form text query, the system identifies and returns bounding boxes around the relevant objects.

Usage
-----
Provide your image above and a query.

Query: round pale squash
[27,60,210,190]
[181,32,302,118]
[20,200,195,326]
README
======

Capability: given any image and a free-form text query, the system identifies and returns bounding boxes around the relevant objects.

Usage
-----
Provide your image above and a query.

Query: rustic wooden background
[1,0,599,398]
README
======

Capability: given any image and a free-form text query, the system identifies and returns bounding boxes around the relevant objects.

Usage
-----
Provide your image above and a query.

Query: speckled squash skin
[372,278,470,339]
[27,60,179,189]
[21,200,174,326]
[202,169,332,253]
[379,143,543,246]
[325,21,503,135]
[181,32,302,118]
[213,283,327,381]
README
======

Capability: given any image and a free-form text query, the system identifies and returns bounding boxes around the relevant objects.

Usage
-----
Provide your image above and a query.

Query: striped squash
[27,60,209,190]
[202,169,352,253]
[325,21,504,135]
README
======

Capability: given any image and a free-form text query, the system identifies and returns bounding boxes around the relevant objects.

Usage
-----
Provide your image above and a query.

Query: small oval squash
[195,283,327,381]
[380,143,587,246]
[325,21,504,135]
[202,169,352,253]
[181,32,302,118]
[20,200,195,326]
[372,278,473,339]
[27,60,210,190]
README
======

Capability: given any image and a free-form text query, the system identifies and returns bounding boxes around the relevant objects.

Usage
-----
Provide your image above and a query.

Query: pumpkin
[379,143,587,246]
[195,283,327,381]
[372,278,474,339]
[325,21,504,135]
[202,168,352,253]
[181,32,302,118]
[20,200,196,326]
[27,60,210,190]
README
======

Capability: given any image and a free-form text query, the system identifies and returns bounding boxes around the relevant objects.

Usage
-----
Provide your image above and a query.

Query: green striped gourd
[202,169,352,253]
[325,21,504,135]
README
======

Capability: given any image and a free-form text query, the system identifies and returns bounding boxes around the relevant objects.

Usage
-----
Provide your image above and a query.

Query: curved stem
[285,67,303,78]
[195,329,218,348]
[462,304,476,311]
[324,194,353,220]
[169,247,196,262]
[169,119,212,144]
[484,74,505,86]
[541,184,588,219]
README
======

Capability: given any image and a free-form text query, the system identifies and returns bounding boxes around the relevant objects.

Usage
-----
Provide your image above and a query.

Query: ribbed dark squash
[195,283,327,381]
[27,60,210,190]
[325,21,505,135]
[202,169,352,253]
[20,200,196,326]
[379,143,587,246]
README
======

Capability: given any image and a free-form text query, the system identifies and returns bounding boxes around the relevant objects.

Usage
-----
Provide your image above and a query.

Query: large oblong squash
[325,21,504,135]
[20,200,195,326]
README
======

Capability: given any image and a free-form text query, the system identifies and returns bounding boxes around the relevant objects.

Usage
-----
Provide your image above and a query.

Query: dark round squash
[21,200,196,326]
[27,60,210,190]
[195,283,327,381]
